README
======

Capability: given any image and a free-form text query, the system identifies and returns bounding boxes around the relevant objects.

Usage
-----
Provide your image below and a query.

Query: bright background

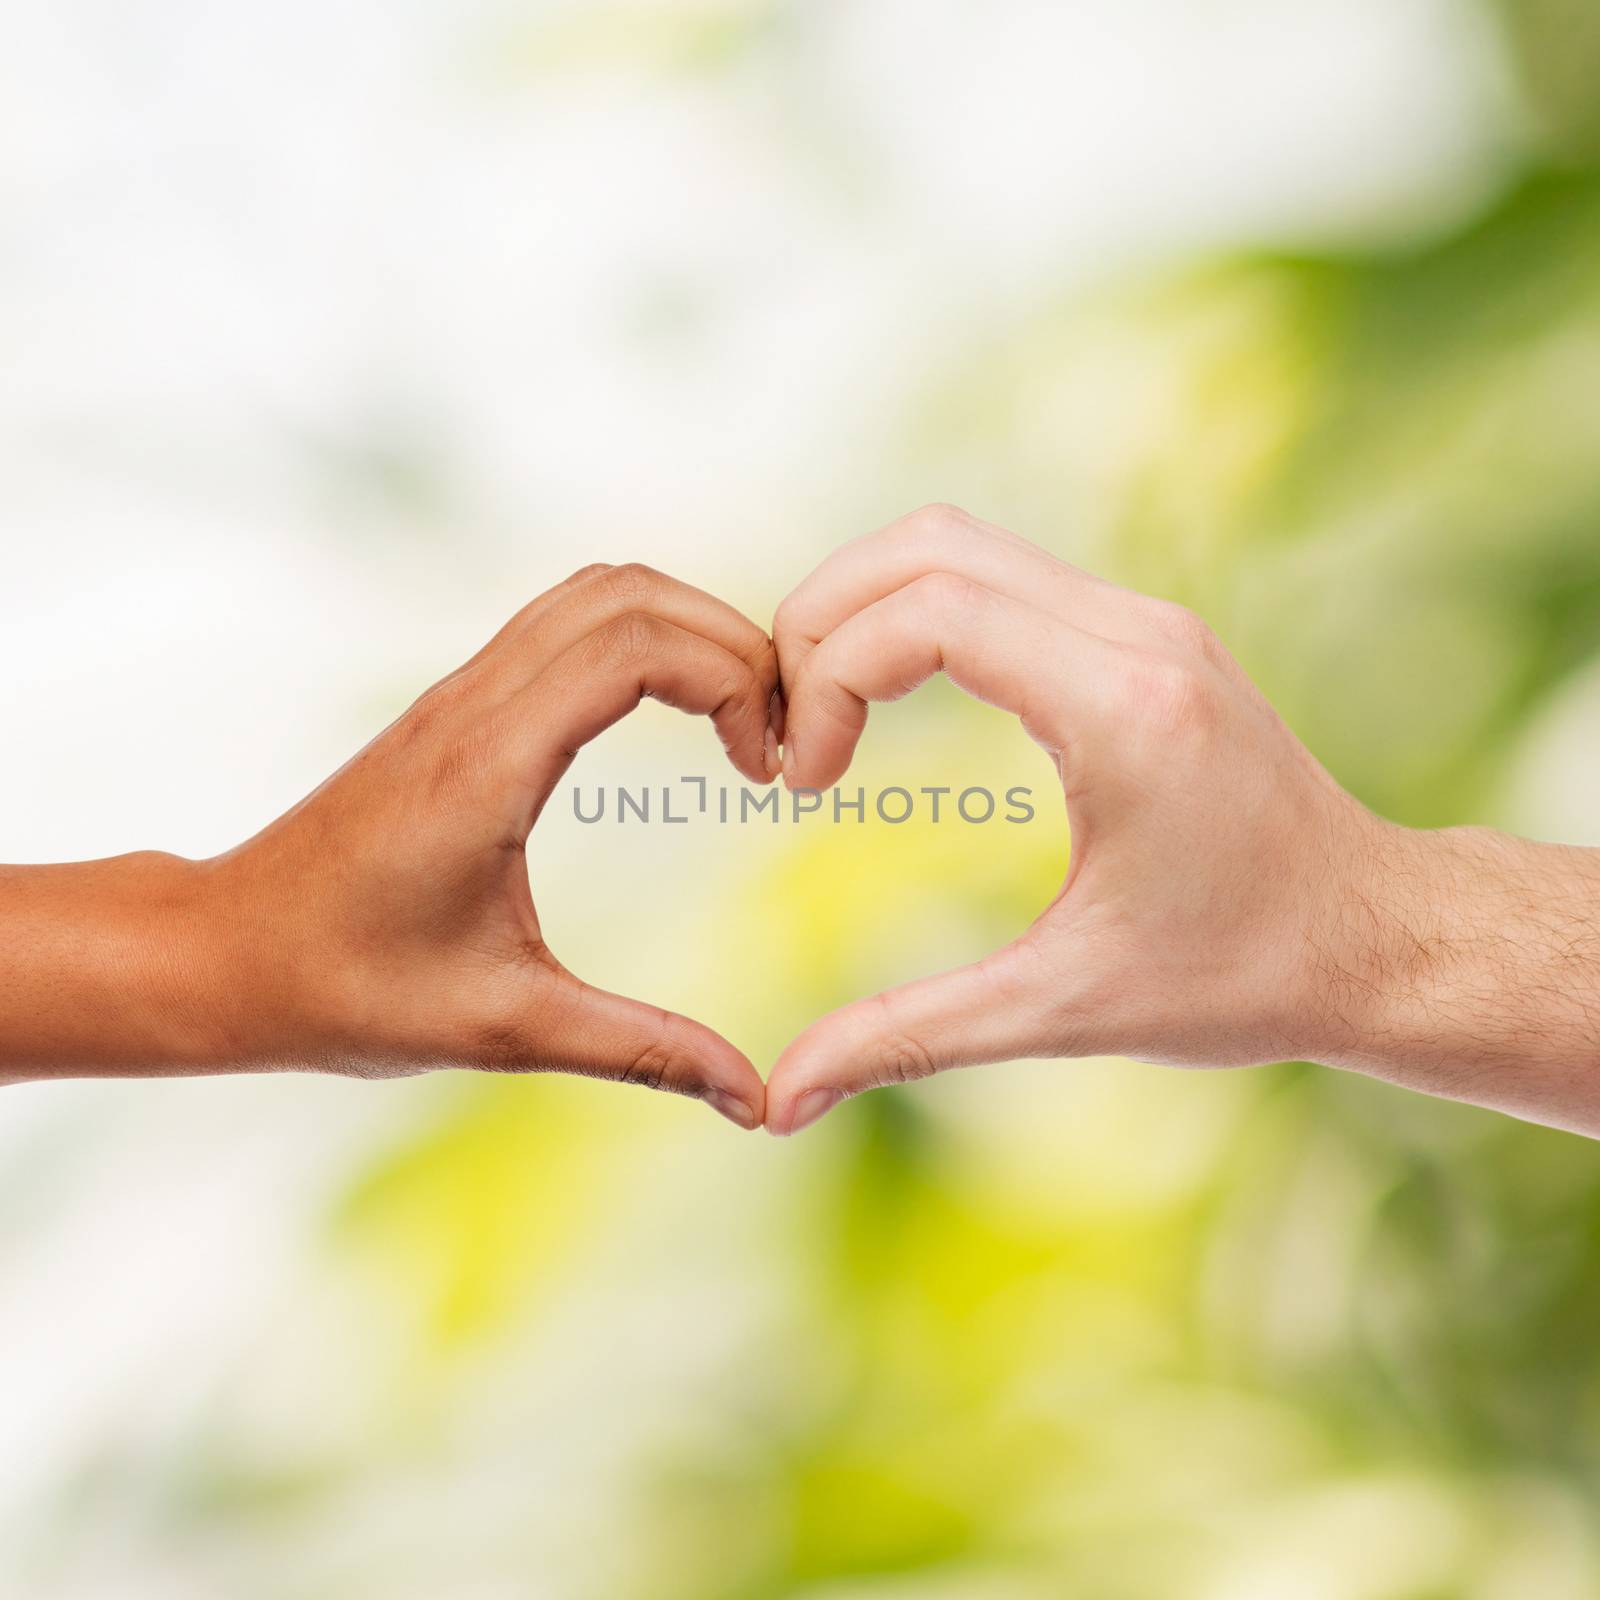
[4,2,1600,1596]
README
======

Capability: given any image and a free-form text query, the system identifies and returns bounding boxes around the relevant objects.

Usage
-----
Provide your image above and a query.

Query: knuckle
[1122,651,1217,733]
[771,592,803,644]
[617,1040,681,1094]
[602,561,662,605]
[906,501,972,539]
[1146,598,1222,662]
[749,632,780,685]
[771,606,812,677]
[385,672,478,763]
[591,610,665,665]
[979,942,1046,1007]
[784,652,820,716]
[403,671,469,730]
[908,569,983,618]
[729,622,777,686]
[879,503,974,559]
[567,562,612,586]
[872,1031,938,1088]
[721,659,762,714]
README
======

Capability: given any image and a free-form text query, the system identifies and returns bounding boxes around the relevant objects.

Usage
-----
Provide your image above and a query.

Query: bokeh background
[4,1,1600,1595]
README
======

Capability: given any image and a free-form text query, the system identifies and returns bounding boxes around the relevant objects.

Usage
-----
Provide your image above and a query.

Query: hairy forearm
[1312,824,1600,1134]
[0,853,237,1082]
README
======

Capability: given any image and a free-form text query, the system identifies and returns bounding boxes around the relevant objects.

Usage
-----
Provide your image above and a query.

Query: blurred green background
[3,1,1600,1596]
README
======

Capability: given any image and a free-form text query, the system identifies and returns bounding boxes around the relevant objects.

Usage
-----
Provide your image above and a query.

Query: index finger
[489,611,779,828]
[463,562,779,711]
[773,504,1140,688]
[781,572,1123,790]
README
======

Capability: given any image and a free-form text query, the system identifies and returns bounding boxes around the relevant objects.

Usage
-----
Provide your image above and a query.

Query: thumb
[515,959,765,1131]
[764,942,1054,1136]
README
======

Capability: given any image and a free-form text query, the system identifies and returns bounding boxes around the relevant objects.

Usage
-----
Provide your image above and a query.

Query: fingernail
[784,1087,840,1136]
[704,1088,759,1131]
[764,724,779,778]
[781,734,797,790]
[768,688,787,744]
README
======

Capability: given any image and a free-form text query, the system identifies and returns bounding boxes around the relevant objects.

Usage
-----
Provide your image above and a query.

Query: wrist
[1299,819,1440,1068]
[1300,820,1474,1073]
[112,851,256,1073]
[1301,820,1600,1123]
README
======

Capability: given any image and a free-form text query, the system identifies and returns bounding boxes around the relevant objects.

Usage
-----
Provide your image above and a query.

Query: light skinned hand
[0,564,777,1129]
[764,505,1600,1138]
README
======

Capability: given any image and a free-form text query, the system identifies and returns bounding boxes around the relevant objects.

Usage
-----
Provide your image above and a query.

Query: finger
[470,564,778,722]
[774,504,1155,684]
[434,562,616,687]
[491,612,777,817]
[516,957,764,1130]
[764,941,1054,1135]
[782,572,1124,790]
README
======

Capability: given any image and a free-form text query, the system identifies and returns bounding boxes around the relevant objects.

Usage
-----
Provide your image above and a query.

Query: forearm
[0,853,237,1082]
[1311,823,1600,1134]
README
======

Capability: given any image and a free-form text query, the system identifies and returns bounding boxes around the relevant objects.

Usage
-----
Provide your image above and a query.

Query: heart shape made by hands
[200,507,1368,1140]
[753,503,1365,1135]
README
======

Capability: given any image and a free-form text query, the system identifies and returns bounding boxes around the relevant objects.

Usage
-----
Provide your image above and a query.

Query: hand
[763,505,1600,1137]
[0,564,778,1129]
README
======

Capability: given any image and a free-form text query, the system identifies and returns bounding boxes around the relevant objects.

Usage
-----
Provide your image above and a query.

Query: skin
[0,563,778,1130]
[6,517,1600,1142]
[765,504,1600,1138]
